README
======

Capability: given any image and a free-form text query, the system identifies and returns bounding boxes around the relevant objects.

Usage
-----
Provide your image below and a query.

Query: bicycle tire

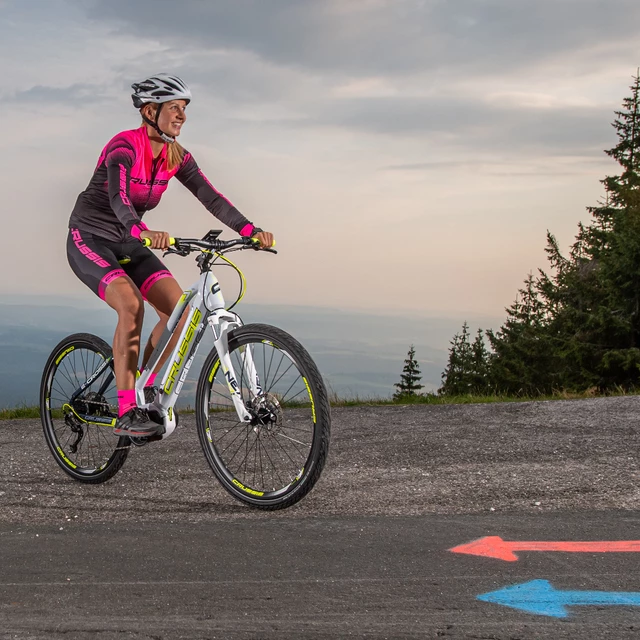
[195,323,331,510]
[40,332,129,484]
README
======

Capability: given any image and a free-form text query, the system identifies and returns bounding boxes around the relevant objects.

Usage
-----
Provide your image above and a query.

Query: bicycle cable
[211,251,247,311]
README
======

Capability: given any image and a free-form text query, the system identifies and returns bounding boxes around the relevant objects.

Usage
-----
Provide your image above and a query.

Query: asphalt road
[1,397,640,638]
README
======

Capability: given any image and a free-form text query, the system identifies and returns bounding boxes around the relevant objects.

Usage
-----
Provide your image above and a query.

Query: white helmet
[132,74,191,143]
[131,73,191,108]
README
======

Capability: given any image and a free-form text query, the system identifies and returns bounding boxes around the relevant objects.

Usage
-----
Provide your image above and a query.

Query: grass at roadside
[2,388,638,421]
[0,405,42,420]
[328,388,640,406]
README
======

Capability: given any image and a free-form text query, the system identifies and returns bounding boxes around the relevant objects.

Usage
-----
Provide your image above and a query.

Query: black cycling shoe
[114,407,162,437]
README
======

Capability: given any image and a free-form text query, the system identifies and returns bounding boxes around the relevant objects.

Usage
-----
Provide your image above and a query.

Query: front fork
[209,313,262,422]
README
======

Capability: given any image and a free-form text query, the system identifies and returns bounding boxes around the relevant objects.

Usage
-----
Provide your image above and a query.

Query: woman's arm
[105,141,148,239]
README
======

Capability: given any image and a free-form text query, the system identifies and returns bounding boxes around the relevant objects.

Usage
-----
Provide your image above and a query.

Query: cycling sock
[146,372,157,387]
[117,389,137,417]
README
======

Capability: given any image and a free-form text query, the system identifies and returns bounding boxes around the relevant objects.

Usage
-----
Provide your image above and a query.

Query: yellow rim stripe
[232,478,265,496]
[57,446,77,469]
[55,346,75,366]
[303,377,316,423]
[208,360,221,383]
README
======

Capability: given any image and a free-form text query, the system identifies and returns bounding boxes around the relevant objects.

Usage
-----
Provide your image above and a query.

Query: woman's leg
[66,229,159,435]
[103,276,145,392]
[140,276,187,375]
[104,276,162,435]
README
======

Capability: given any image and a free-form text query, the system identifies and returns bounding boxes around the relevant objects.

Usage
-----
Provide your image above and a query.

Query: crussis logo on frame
[164,309,202,394]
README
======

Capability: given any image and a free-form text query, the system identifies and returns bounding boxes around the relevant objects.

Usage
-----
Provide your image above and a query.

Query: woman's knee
[105,278,145,324]
[145,277,183,317]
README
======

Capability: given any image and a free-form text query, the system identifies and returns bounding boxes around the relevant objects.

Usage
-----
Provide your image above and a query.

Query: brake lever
[246,239,277,254]
[163,247,190,258]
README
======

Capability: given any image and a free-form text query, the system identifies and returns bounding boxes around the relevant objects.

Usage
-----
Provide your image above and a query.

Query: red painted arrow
[450,536,640,562]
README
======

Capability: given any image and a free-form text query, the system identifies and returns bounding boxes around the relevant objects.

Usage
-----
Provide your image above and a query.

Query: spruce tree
[541,73,640,390]
[487,273,558,395]
[440,322,473,395]
[441,74,640,395]
[470,328,491,393]
[394,345,424,399]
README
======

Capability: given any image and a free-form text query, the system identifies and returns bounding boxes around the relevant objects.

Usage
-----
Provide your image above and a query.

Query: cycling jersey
[69,126,255,242]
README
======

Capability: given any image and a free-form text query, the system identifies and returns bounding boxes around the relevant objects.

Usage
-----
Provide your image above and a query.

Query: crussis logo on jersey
[130,178,169,186]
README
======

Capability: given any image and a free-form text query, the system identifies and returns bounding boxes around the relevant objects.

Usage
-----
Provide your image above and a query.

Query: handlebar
[141,234,277,255]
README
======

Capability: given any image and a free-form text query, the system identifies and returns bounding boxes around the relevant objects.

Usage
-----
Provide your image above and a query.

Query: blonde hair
[166,139,185,171]
[140,104,185,171]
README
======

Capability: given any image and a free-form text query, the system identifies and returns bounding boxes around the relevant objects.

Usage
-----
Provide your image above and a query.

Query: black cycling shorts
[67,227,174,300]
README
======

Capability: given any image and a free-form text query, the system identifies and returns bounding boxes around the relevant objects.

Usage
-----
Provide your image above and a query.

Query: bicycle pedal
[129,434,163,447]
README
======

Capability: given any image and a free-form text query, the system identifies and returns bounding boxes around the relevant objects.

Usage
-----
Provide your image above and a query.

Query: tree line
[440,74,640,397]
[394,75,640,400]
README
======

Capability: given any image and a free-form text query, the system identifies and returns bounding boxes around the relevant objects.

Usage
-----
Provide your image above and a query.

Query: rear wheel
[195,323,331,510]
[40,333,129,483]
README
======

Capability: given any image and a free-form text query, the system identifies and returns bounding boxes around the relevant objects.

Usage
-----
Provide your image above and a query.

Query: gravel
[1,396,639,524]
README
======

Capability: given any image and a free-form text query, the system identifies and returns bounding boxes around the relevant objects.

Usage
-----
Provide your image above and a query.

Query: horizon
[0,296,488,408]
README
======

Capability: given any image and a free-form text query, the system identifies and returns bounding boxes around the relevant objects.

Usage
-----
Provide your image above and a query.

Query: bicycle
[39,230,331,510]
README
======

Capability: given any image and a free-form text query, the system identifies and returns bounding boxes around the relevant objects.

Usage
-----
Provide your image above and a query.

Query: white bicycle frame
[135,265,261,439]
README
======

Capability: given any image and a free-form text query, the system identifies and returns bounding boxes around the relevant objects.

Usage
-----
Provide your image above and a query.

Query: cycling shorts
[67,227,174,300]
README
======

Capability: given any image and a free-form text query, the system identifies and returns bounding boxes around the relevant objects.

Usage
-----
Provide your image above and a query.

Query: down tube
[157,299,209,410]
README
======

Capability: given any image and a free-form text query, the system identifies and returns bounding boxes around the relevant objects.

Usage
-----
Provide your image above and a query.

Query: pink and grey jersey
[69,126,255,242]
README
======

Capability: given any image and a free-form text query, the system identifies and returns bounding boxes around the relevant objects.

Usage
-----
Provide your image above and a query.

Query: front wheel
[195,323,331,510]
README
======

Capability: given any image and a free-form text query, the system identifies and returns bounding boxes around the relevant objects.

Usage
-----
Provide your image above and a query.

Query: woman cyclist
[67,74,274,438]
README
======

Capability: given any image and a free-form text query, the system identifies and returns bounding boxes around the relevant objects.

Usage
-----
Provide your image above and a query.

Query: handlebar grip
[249,237,277,248]
[142,237,176,248]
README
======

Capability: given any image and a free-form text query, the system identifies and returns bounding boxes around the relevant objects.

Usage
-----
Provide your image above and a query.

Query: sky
[0,0,639,320]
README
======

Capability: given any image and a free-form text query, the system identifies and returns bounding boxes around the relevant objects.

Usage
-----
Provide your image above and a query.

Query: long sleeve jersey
[69,126,254,242]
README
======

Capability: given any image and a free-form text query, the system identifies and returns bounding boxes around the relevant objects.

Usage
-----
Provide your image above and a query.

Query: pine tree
[539,73,640,390]
[470,328,491,393]
[441,74,640,395]
[393,345,424,399]
[440,322,473,395]
[487,273,559,395]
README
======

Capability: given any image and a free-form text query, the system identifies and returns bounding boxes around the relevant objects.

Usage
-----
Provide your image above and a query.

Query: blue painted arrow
[478,579,640,618]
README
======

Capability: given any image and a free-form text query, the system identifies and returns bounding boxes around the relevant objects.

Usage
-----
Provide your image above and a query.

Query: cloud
[75,0,640,77]
[8,82,110,105]
[61,0,634,160]
[256,94,616,158]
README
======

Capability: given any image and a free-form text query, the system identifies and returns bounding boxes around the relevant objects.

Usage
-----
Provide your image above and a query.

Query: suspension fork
[208,314,261,422]
[241,340,263,399]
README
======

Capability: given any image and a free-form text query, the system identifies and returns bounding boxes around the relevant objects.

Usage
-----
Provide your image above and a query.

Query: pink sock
[118,389,137,417]
[146,372,157,387]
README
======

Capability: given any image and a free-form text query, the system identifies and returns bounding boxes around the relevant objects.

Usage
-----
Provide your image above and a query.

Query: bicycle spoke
[275,432,310,449]
[217,423,250,459]
[263,350,285,395]
[269,430,304,468]
[224,427,252,467]
[257,438,287,489]
[277,377,304,405]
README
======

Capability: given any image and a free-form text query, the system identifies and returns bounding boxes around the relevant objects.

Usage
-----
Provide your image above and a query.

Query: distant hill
[0,296,501,408]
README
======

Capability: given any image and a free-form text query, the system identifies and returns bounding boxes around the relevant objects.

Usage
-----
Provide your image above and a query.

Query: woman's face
[147,99,188,138]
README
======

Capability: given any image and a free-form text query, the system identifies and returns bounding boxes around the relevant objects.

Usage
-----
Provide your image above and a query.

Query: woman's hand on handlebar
[253,230,275,249]
[140,229,172,250]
